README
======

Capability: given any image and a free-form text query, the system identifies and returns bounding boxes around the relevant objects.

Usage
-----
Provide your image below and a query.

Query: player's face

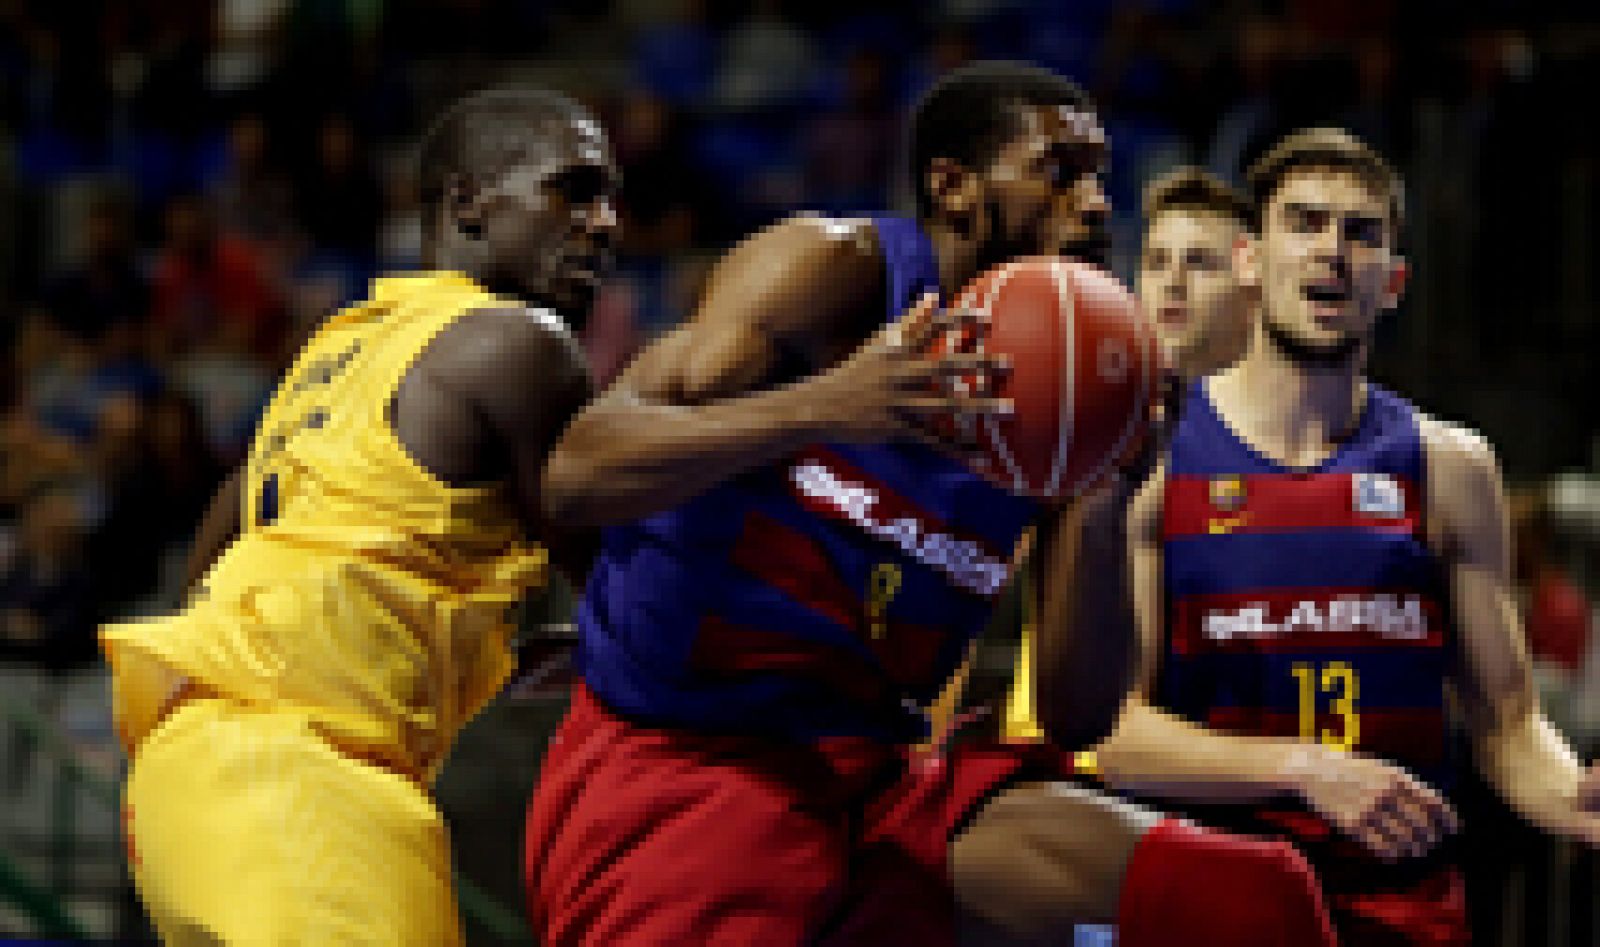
[1245,169,1401,355]
[1138,210,1252,377]
[982,104,1110,266]
[479,117,620,322]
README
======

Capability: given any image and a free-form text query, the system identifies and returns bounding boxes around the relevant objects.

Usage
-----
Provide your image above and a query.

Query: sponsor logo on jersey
[1202,593,1428,642]
[790,460,1009,595]
[1353,473,1405,518]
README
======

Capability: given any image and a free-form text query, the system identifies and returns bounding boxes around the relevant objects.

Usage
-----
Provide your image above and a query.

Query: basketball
[940,256,1161,501]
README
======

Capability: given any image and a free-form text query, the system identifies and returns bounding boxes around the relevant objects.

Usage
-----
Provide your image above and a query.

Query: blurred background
[0,0,1596,943]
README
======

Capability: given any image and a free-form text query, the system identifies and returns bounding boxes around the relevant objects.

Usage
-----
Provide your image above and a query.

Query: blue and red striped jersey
[575,217,1041,741]
[1158,378,1458,845]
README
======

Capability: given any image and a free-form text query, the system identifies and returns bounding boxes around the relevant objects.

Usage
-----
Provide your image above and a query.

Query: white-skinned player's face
[1138,209,1252,378]
[1239,168,1404,355]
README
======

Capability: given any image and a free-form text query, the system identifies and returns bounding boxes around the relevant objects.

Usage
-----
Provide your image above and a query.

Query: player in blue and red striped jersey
[1093,127,1600,946]
[522,63,1339,947]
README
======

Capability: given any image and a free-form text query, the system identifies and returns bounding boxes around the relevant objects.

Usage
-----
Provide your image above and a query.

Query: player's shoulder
[693,213,886,345]
[1414,409,1498,478]
[420,303,589,399]
[1414,409,1504,537]
[728,213,883,283]
[1128,459,1169,541]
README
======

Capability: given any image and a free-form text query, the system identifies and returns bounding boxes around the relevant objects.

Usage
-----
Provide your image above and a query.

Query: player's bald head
[417,88,605,228]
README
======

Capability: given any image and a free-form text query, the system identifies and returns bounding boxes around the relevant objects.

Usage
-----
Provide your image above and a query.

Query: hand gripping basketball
[814,290,1014,451]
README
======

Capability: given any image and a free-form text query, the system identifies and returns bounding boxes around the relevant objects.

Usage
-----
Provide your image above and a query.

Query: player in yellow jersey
[1004,168,1255,753]
[99,88,617,945]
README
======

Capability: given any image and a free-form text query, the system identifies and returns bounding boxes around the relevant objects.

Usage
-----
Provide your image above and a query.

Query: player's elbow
[540,430,609,531]
[1037,683,1128,754]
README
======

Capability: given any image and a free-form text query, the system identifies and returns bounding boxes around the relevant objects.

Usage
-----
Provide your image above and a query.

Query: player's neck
[923,221,984,301]
[1214,329,1368,468]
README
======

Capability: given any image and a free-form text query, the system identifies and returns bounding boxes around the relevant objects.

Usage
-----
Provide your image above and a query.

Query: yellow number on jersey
[1291,661,1360,752]
[866,562,903,639]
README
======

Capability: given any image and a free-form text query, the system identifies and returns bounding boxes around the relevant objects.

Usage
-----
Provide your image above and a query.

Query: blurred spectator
[125,1,214,143]
[294,114,384,271]
[209,0,293,97]
[615,91,705,256]
[0,357,84,515]
[715,0,817,114]
[169,315,275,465]
[149,192,286,360]
[632,0,717,107]
[582,279,643,389]
[1337,34,1405,161]
[40,189,148,345]
[377,156,424,273]
[202,111,298,247]
[1515,488,1594,676]
[86,390,221,615]
[803,48,895,213]
[0,484,95,669]
[1206,15,1288,185]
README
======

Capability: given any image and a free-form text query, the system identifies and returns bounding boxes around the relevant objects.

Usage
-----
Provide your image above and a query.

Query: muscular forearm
[1035,482,1140,751]
[1479,708,1589,837]
[541,385,832,528]
[1095,698,1307,804]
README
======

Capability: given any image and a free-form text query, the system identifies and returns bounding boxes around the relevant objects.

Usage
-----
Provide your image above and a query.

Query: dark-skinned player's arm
[540,216,1003,529]
[177,308,330,598]
[399,305,597,586]
[179,467,245,597]
[1029,476,1141,753]
[1088,463,1459,862]
[1427,419,1600,846]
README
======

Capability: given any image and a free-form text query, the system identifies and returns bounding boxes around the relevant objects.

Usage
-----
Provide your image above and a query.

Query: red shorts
[1228,808,1469,946]
[524,683,1067,947]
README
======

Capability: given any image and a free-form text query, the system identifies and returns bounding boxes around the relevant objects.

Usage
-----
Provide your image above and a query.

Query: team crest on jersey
[1353,473,1405,518]
[1210,476,1247,512]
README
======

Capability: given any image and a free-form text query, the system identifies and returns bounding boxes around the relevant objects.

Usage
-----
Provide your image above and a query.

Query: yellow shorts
[124,698,464,946]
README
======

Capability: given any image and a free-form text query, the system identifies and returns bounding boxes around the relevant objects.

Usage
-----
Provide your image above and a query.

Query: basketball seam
[979,260,1029,494]
[1045,257,1076,498]
[1066,278,1158,497]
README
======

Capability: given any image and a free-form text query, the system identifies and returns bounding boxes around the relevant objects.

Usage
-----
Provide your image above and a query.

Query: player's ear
[925,158,981,235]
[1383,256,1409,309]
[446,173,486,239]
[1233,233,1261,289]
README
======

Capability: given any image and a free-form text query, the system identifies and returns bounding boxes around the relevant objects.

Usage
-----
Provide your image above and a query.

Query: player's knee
[950,783,1148,939]
[950,823,1088,940]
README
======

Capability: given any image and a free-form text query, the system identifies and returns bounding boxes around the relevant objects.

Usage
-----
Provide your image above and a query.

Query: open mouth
[1303,282,1349,304]
[1156,305,1188,328]
[565,251,611,283]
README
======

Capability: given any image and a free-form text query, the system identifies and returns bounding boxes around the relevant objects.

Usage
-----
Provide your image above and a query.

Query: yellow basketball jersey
[103,273,548,779]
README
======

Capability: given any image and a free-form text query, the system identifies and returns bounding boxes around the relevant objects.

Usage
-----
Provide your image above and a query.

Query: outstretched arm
[1430,421,1600,845]
[541,217,1004,530]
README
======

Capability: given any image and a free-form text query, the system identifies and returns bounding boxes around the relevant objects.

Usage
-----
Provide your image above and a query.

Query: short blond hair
[1246,127,1404,230]
[1142,167,1251,228]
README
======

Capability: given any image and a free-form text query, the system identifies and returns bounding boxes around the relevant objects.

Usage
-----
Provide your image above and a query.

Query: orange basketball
[940,256,1161,501]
